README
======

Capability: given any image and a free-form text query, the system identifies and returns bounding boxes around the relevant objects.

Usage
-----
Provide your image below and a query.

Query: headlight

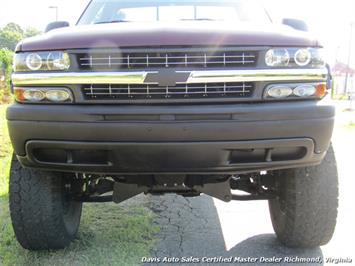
[14,87,73,103]
[265,48,324,68]
[23,89,46,102]
[266,85,293,98]
[264,83,327,100]
[14,51,70,72]
[25,53,43,71]
[294,49,311,66]
[265,49,290,67]
[293,84,316,97]
[46,90,71,102]
[47,52,70,70]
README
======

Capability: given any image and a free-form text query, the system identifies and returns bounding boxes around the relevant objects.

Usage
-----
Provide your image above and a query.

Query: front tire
[269,145,338,248]
[9,155,82,250]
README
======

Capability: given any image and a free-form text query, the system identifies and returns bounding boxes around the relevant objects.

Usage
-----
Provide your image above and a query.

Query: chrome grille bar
[12,69,328,86]
[78,51,257,69]
[82,82,254,100]
[79,60,256,66]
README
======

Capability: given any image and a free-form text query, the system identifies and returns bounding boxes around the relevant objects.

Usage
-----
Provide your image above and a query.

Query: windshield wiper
[95,20,131,24]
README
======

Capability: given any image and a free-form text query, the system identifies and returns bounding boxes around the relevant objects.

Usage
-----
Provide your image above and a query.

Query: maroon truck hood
[17,22,320,51]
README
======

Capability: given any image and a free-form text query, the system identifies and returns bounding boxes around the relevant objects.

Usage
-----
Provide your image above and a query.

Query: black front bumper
[7,101,335,174]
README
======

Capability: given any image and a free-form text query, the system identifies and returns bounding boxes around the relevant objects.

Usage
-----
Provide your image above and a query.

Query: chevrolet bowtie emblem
[144,69,191,87]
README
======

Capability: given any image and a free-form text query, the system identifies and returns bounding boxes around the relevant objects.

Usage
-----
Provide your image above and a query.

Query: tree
[24,27,42,38]
[0,23,41,102]
[0,23,41,51]
[0,48,13,101]
[2,23,24,35]
[0,27,23,51]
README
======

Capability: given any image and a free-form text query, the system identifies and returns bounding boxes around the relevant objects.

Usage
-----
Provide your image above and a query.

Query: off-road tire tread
[269,145,338,248]
[9,155,81,250]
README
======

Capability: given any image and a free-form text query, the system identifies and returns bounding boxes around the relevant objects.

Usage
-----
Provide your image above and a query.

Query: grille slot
[78,51,257,70]
[82,82,254,100]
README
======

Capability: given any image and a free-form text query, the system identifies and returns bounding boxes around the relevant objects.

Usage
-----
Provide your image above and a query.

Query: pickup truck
[7,0,338,250]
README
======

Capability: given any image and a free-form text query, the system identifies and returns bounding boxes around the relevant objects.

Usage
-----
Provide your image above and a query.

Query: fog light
[294,49,311,66]
[266,85,293,98]
[46,90,71,102]
[14,87,73,103]
[265,49,290,67]
[293,85,316,97]
[23,89,45,102]
[25,53,42,71]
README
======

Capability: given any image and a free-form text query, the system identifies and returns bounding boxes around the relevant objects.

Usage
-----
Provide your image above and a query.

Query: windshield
[78,0,270,25]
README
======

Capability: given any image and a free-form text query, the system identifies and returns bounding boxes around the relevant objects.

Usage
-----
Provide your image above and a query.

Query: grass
[332,94,349,101]
[344,121,355,128]
[0,105,12,196]
[0,104,159,266]
[0,203,159,266]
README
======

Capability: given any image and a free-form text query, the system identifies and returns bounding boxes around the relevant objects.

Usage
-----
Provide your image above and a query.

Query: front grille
[82,82,254,100]
[77,50,257,70]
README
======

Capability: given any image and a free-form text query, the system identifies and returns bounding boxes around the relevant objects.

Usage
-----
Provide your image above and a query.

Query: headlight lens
[23,89,45,101]
[265,48,290,67]
[25,53,43,71]
[266,85,293,98]
[265,48,325,68]
[294,49,312,66]
[14,51,70,72]
[265,83,327,100]
[47,52,70,70]
[293,84,316,97]
[14,87,73,103]
[46,90,71,102]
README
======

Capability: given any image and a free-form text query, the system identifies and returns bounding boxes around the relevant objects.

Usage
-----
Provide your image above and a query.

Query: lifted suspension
[69,173,277,203]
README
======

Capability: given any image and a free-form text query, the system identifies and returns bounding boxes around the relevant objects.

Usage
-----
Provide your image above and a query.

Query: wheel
[9,155,82,250]
[269,144,338,248]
